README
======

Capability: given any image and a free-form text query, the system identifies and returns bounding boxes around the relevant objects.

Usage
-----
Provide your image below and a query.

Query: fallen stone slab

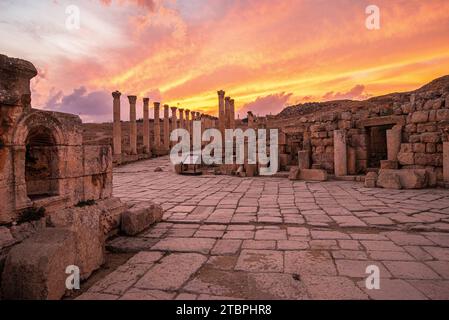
[364,172,378,188]
[48,205,104,280]
[1,228,76,300]
[299,169,328,181]
[121,201,163,236]
[378,169,428,189]
[377,171,402,189]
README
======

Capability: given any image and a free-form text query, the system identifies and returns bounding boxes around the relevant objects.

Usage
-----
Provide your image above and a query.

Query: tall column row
[112,92,211,158]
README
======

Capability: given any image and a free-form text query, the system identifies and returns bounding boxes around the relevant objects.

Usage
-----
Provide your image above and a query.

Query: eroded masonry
[102,73,449,189]
[2,52,449,300]
[0,54,162,299]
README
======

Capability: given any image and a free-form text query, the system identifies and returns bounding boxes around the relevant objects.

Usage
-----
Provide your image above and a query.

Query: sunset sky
[1,0,449,122]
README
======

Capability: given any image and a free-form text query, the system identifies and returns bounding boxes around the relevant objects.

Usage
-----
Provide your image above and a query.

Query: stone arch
[11,111,66,204]
[12,111,66,147]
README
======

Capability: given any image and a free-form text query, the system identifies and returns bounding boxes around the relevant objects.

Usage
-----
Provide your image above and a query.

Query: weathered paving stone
[211,240,242,255]
[103,157,449,299]
[423,246,449,261]
[357,279,428,300]
[135,253,207,290]
[311,230,350,240]
[152,237,216,254]
[88,263,151,295]
[249,273,309,300]
[284,250,337,276]
[106,237,158,253]
[383,261,441,280]
[235,250,284,273]
[242,240,276,250]
[407,280,449,299]
[303,276,368,300]
[277,240,309,250]
[335,260,391,278]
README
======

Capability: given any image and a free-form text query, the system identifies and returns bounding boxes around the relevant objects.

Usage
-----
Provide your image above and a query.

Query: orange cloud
[3,0,449,121]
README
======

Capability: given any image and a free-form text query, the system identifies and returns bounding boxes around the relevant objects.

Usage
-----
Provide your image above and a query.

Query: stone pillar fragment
[142,98,150,154]
[387,125,402,161]
[225,97,231,129]
[179,109,184,130]
[128,95,137,155]
[163,104,170,151]
[185,109,191,135]
[112,91,122,155]
[218,90,225,136]
[153,102,161,149]
[170,107,177,147]
[230,99,236,129]
[248,111,255,129]
[334,130,347,176]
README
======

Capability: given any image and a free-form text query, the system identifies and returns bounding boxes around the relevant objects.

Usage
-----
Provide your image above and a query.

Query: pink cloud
[239,92,293,117]
[322,84,372,101]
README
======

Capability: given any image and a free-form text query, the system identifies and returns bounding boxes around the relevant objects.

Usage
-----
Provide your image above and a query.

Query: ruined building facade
[0,54,112,224]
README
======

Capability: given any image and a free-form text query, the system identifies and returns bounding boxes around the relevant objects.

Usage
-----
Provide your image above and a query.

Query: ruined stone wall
[268,76,449,182]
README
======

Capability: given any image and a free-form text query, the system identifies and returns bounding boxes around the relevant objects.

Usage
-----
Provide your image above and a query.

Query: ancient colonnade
[111,90,235,158]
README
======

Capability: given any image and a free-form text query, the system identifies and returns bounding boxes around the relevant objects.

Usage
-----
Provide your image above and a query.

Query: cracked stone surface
[78,157,449,300]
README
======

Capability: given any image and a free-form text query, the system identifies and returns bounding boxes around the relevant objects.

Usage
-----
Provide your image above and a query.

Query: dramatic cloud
[45,87,112,123]
[239,92,293,117]
[2,0,449,120]
[322,85,372,101]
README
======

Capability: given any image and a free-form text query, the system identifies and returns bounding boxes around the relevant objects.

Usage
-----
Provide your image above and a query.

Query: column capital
[164,104,169,110]
[170,106,177,112]
[218,90,225,97]
[225,96,231,101]
[143,97,149,105]
[230,99,234,104]
[185,109,190,114]
[178,108,184,113]
[153,102,161,108]
[127,95,137,104]
[112,91,121,99]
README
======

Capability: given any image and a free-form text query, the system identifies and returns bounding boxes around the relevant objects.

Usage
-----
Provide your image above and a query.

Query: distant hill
[277,75,449,119]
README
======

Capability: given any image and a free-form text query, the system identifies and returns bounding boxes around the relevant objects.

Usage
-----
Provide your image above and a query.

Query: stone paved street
[79,157,449,300]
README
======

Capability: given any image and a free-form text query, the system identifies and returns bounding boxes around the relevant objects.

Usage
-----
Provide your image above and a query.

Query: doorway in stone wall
[367,124,394,169]
[25,126,60,200]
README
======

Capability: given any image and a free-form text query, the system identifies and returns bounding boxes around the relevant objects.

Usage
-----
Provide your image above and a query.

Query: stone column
[178,108,184,130]
[185,109,191,135]
[230,99,236,129]
[334,130,347,176]
[200,114,206,139]
[128,95,137,155]
[143,98,150,154]
[248,111,255,129]
[163,104,170,151]
[444,142,449,185]
[218,90,225,136]
[386,125,402,161]
[153,102,161,149]
[112,91,122,155]
[170,107,177,147]
[225,97,231,129]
